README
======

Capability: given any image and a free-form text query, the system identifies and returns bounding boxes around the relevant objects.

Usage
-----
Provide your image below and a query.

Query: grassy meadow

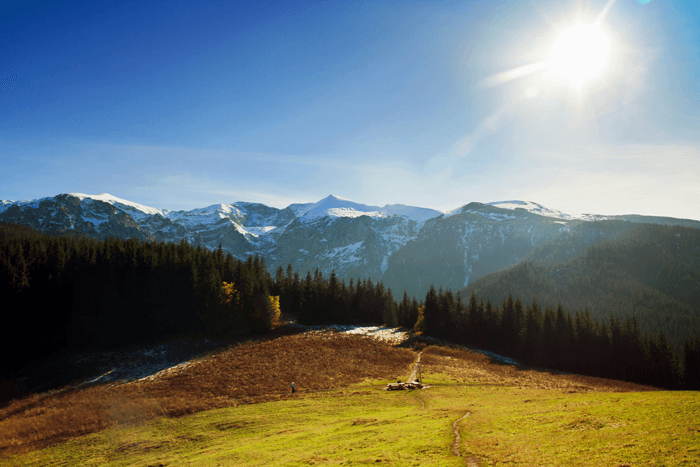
[2,331,699,466]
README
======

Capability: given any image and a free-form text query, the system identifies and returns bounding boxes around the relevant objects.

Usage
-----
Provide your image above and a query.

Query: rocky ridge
[2,193,698,298]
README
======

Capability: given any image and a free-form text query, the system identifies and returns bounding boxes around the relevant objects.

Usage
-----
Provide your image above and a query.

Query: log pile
[386,380,423,390]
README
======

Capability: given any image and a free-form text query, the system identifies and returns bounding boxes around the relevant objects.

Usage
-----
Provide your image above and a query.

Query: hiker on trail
[291,382,296,394]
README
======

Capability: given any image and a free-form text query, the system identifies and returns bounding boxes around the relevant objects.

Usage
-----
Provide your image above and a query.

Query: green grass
[458,385,700,466]
[5,374,700,466]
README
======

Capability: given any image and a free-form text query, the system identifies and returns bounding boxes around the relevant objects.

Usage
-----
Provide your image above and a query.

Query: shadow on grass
[11,324,311,404]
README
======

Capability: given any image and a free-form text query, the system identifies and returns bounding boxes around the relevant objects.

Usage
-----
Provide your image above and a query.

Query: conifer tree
[498,295,517,356]
[398,290,412,327]
[646,331,680,389]
[573,309,596,374]
[541,305,557,368]
[682,337,700,389]
[454,291,466,333]
[483,299,497,352]
[383,288,398,327]
[466,291,482,346]
[522,299,543,366]
[422,285,440,336]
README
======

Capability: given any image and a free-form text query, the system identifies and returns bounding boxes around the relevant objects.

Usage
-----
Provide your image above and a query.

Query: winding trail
[451,412,479,466]
[407,351,426,409]
[408,350,478,465]
[411,392,425,410]
[408,351,422,383]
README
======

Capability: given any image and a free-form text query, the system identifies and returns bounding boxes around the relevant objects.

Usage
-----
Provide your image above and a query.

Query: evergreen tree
[646,331,680,389]
[299,271,315,324]
[498,295,523,357]
[422,285,440,336]
[483,299,498,352]
[541,305,557,368]
[466,291,483,347]
[573,309,597,375]
[522,299,543,366]
[327,270,346,324]
[682,336,700,390]
[383,288,398,327]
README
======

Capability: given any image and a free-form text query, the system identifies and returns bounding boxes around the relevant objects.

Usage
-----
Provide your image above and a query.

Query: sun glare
[550,24,609,87]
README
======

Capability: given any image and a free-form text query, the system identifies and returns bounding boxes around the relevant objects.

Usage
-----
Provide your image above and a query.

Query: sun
[550,24,609,87]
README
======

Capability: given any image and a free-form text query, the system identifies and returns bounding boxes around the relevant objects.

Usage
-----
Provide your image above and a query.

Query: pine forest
[1,221,699,391]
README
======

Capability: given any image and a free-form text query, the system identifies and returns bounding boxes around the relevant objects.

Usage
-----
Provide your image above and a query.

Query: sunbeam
[481,61,552,87]
[481,1,616,91]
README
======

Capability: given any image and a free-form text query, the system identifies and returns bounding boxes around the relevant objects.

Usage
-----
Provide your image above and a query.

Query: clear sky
[2,0,699,219]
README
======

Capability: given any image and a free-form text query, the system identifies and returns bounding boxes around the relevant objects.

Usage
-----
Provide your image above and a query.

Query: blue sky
[2,0,699,219]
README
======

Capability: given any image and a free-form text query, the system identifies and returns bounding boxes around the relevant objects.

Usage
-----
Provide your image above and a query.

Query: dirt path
[408,351,422,383]
[407,351,479,463]
[411,392,425,410]
[451,412,479,466]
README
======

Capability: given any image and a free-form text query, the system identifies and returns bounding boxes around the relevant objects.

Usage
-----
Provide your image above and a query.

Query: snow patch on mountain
[479,211,517,221]
[70,193,168,220]
[323,241,364,263]
[487,200,575,220]
[380,255,390,274]
[579,213,615,221]
[299,195,385,221]
[166,204,241,227]
[0,197,51,213]
[382,204,441,224]
[243,226,277,237]
[81,215,108,227]
[298,195,440,225]
[444,206,518,221]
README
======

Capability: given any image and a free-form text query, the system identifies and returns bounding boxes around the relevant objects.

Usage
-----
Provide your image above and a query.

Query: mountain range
[2,193,699,300]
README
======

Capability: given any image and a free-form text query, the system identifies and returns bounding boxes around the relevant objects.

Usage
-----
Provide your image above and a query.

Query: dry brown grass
[420,345,658,392]
[1,333,659,459]
[0,332,415,458]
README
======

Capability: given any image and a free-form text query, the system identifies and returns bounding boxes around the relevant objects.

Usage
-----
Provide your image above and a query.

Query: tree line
[415,285,700,390]
[0,222,400,374]
[459,222,700,347]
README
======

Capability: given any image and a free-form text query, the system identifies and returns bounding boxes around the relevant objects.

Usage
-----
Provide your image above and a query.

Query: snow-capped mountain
[485,200,575,220]
[381,202,583,298]
[294,195,440,224]
[0,193,442,285]
[2,193,698,298]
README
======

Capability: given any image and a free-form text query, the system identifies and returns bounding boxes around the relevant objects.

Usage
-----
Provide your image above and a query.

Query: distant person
[291,382,296,394]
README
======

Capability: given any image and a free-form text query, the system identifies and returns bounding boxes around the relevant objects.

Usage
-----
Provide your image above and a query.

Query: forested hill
[459,222,700,344]
[0,221,405,377]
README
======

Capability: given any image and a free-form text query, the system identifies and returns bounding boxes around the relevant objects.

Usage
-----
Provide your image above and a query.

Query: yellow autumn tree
[413,306,426,333]
[222,281,240,310]
[252,294,281,331]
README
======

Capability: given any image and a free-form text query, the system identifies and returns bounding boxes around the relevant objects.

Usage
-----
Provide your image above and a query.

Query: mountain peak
[322,194,350,202]
[486,200,574,220]
[69,192,166,218]
[299,196,382,220]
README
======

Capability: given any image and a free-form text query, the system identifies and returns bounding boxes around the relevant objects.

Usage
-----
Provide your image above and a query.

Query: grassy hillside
[3,328,699,466]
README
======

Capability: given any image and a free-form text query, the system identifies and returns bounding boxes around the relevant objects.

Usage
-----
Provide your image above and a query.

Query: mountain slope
[0,193,441,292]
[2,193,699,299]
[459,222,700,342]
[381,202,585,298]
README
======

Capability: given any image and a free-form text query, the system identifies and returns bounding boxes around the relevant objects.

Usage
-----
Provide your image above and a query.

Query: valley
[5,0,700,464]
[2,195,699,465]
